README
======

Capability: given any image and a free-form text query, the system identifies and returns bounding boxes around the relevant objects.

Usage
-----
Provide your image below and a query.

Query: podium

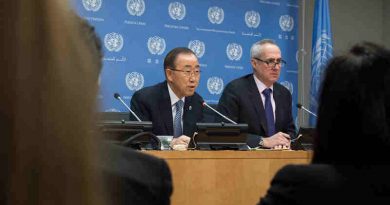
[147,150,312,205]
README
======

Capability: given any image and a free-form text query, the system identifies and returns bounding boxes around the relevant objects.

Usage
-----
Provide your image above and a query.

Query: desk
[147,150,312,205]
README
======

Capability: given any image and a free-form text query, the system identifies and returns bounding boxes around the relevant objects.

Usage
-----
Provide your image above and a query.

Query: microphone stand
[114,93,142,122]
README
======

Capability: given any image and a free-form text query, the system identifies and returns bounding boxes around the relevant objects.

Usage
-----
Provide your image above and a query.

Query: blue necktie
[263,88,275,137]
[173,100,183,138]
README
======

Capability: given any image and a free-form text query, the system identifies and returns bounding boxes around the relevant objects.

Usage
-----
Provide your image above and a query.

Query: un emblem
[208,6,224,24]
[188,40,205,58]
[207,77,224,95]
[126,72,144,91]
[104,32,124,52]
[279,15,294,32]
[280,81,294,94]
[226,43,243,61]
[245,10,260,28]
[168,2,186,20]
[82,0,102,12]
[147,36,166,55]
[127,0,146,16]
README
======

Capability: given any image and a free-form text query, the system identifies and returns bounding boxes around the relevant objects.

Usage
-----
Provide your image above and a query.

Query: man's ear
[250,58,257,68]
[165,68,173,82]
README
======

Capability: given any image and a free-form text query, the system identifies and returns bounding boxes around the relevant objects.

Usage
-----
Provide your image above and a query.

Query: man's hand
[170,135,190,150]
[262,132,291,149]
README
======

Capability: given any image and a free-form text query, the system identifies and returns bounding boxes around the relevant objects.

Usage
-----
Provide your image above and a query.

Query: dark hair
[163,47,196,70]
[313,42,390,164]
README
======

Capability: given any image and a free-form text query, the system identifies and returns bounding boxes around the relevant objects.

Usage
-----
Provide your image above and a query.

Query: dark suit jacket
[217,74,295,148]
[130,81,204,137]
[100,143,173,205]
[259,164,390,205]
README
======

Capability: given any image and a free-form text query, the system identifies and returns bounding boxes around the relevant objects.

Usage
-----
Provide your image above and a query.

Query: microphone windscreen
[114,93,120,99]
[296,103,302,109]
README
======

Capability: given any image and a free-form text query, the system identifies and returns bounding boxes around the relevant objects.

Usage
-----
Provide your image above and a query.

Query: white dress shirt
[253,75,276,122]
[167,83,185,128]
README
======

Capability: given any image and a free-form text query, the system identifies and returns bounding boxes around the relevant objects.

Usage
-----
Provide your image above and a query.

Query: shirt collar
[167,83,185,106]
[253,74,273,94]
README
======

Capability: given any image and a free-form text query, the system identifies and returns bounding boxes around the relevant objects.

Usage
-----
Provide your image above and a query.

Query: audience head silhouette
[313,42,390,164]
[0,1,106,204]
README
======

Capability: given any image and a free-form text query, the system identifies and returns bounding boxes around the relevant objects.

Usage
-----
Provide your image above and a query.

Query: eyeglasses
[253,57,286,68]
[169,68,201,77]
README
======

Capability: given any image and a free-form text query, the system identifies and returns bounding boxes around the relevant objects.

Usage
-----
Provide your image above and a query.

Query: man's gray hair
[250,39,277,58]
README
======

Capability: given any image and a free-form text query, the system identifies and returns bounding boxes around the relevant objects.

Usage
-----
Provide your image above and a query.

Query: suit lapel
[273,84,283,132]
[182,96,193,136]
[159,82,173,135]
[248,76,268,134]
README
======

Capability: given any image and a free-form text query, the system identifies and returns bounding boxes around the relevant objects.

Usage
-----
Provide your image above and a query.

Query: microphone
[114,93,142,122]
[202,102,237,124]
[296,103,317,118]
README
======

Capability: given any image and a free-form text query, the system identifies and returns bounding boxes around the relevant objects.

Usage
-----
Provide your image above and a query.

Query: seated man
[217,39,294,149]
[130,47,204,149]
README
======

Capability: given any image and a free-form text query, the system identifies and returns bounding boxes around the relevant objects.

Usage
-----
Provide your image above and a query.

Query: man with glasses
[130,47,204,149]
[217,39,295,149]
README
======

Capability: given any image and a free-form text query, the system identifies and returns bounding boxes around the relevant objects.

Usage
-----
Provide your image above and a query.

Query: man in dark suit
[218,39,294,148]
[131,47,204,149]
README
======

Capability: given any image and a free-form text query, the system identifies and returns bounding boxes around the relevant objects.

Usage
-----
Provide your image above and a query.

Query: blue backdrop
[73,0,299,124]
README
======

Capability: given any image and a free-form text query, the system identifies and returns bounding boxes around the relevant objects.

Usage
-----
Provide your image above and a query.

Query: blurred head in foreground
[313,42,390,165]
[0,1,105,204]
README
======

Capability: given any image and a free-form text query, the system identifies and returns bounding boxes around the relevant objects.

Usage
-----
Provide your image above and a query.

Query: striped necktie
[173,100,183,137]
